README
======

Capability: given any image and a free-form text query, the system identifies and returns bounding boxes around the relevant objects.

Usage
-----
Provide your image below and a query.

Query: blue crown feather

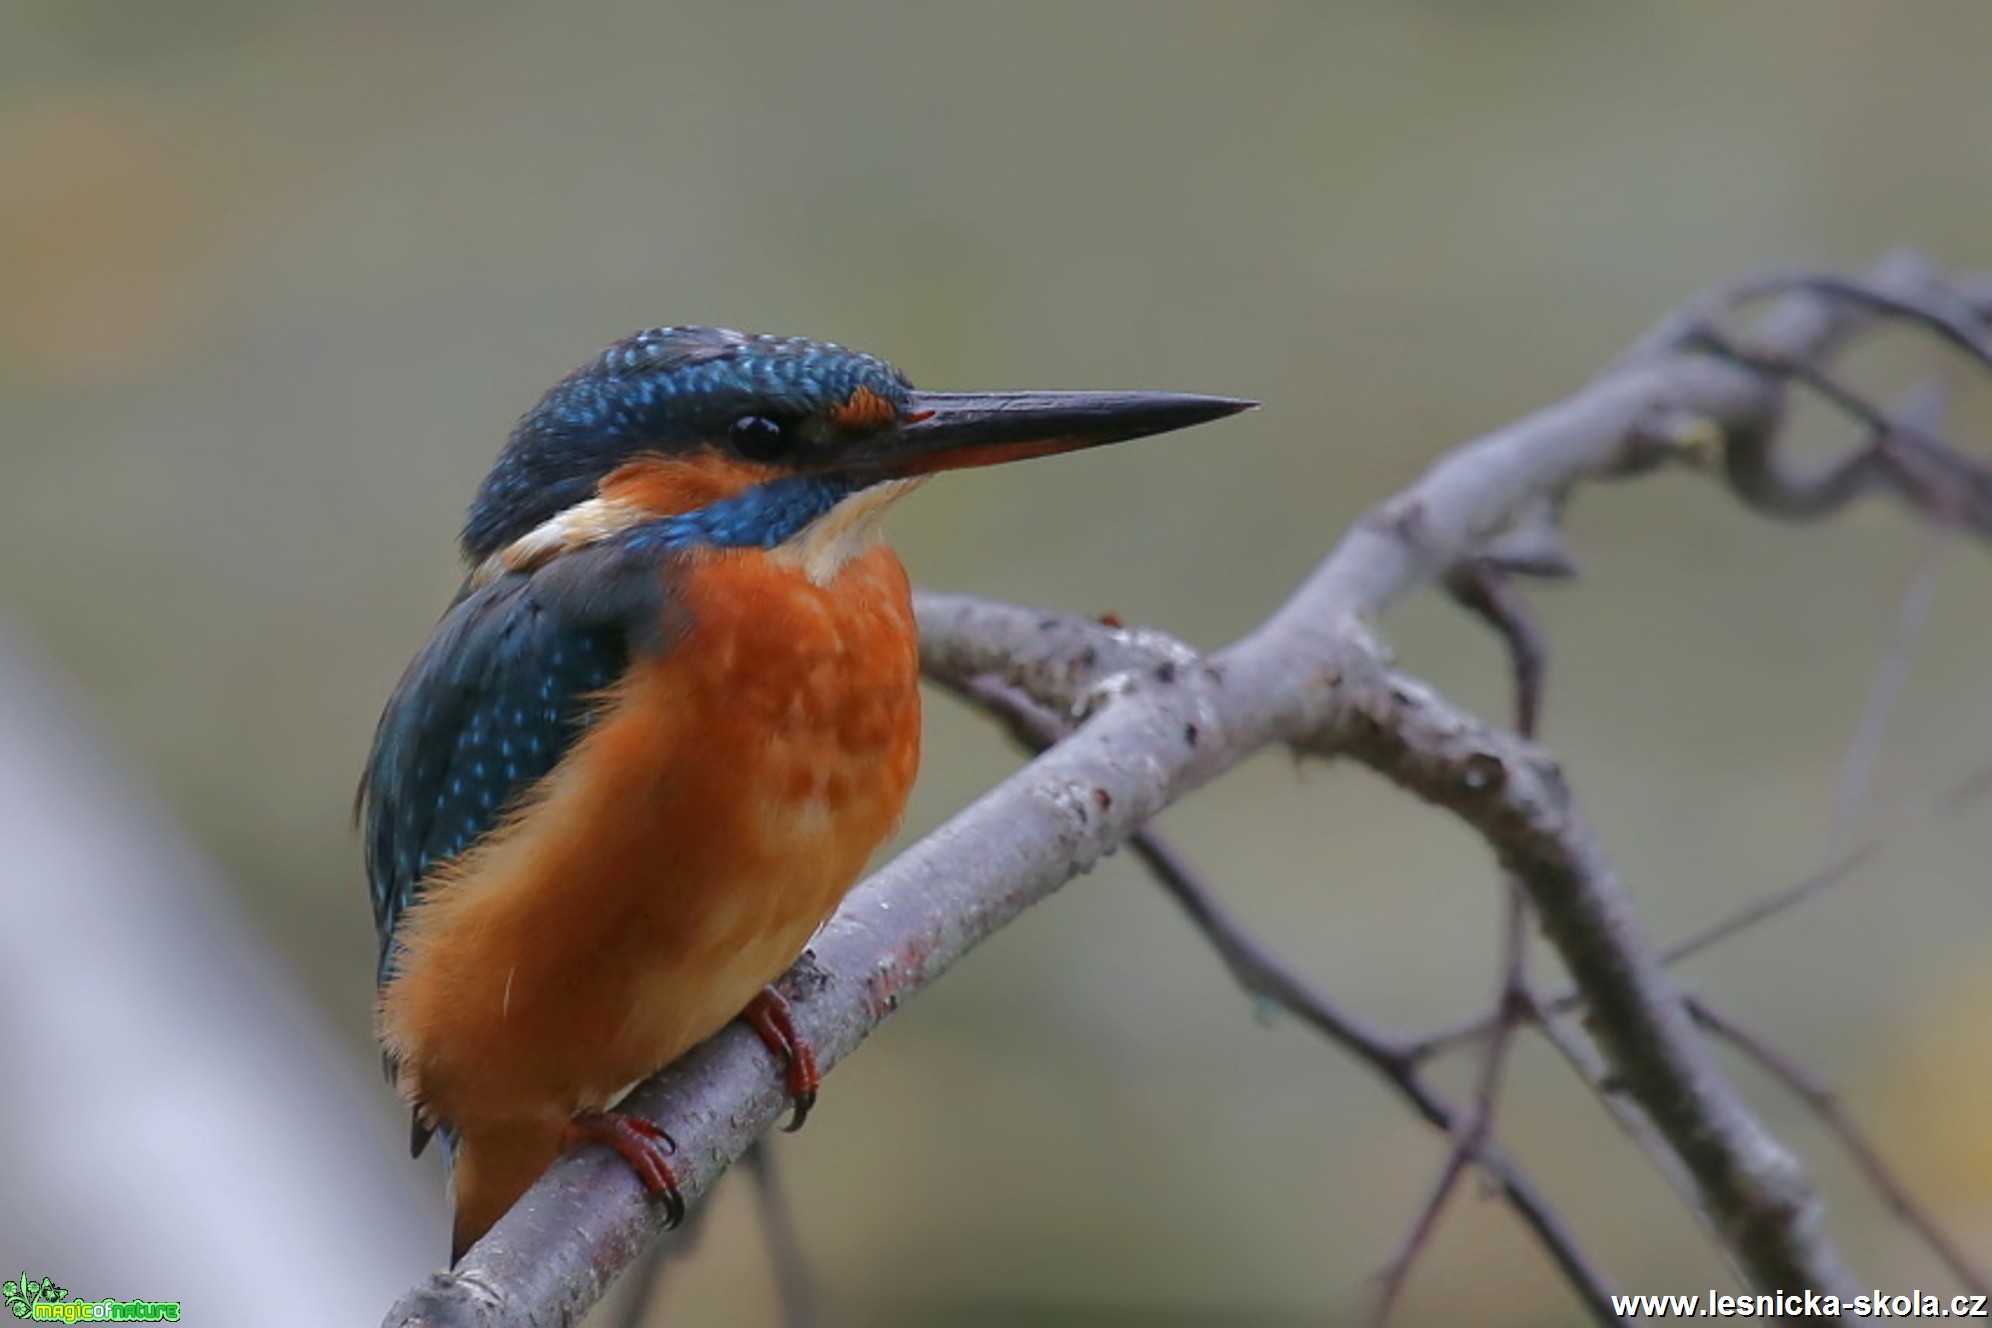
[462,327,910,561]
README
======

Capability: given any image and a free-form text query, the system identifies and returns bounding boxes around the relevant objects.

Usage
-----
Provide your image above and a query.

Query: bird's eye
[729,415,790,461]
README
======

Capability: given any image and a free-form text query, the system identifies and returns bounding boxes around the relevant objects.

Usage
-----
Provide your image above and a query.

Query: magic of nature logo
[4,1274,179,1322]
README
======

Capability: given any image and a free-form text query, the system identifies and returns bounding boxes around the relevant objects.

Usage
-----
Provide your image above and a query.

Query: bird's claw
[566,1108,685,1227]
[743,987,820,1131]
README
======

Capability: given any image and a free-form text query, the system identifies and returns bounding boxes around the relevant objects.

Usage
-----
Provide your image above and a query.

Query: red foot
[743,986,820,1132]
[565,1109,685,1228]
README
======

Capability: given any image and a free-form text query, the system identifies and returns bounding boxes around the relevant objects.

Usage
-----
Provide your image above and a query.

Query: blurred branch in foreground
[386,251,1991,1327]
[0,628,441,1324]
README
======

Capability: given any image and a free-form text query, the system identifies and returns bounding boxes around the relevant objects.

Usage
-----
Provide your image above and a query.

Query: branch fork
[386,251,1992,1327]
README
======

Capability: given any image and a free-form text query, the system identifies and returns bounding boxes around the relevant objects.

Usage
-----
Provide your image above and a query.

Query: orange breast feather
[379,544,920,1138]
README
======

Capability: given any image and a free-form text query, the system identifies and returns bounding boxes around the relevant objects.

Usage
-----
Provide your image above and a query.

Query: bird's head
[462,326,1253,582]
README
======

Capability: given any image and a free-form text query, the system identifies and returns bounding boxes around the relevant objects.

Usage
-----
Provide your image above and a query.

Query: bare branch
[1682,331,1992,537]
[1318,655,1857,1296]
[384,251,1992,1327]
[1444,558,1553,741]
[938,671,1627,1325]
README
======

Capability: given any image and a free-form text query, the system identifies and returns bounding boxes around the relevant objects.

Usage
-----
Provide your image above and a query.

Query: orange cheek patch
[599,451,784,517]
[830,386,898,434]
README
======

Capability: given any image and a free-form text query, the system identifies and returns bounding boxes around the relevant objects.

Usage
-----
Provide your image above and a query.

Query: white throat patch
[767,478,926,586]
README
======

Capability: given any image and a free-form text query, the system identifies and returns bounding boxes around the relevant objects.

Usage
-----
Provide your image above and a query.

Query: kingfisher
[358,325,1251,1262]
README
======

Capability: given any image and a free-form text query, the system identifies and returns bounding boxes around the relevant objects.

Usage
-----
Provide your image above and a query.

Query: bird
[358,324,1253,1262]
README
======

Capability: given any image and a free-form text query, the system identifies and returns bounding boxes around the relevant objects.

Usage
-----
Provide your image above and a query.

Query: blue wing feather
[359,542,677,989]
[360,541,678,1158]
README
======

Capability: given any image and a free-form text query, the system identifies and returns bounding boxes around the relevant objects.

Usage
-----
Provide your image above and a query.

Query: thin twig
[1614,263,1992,386]
[1722,272,1992,370]
[1831,526,1956,800]
[1826,380,1959,854]
[743,1143,818,1328]
[606,1181,715,1328]
[943,668,1414,1065]
[1375,559,1549,1321]
[1124,821,1412,1065]
[602,1144,813,1328]
[1683,327,1992,538]
[1133,838,1627,1322]
[1527,1003,1750,1287]
[1689,999,1992,1295]
[1444,560,1553,740]
[1370,884,1532,1326]
[1413,759,1992,1062]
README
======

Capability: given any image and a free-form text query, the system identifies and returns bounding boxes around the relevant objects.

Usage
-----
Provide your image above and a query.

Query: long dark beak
[875,389,1256,476]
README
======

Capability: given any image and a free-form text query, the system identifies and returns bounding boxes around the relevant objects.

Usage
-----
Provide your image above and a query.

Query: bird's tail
[449,1119,565,1264]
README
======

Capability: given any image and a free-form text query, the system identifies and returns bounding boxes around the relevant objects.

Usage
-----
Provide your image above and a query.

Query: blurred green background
[3,2,1989,1324]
